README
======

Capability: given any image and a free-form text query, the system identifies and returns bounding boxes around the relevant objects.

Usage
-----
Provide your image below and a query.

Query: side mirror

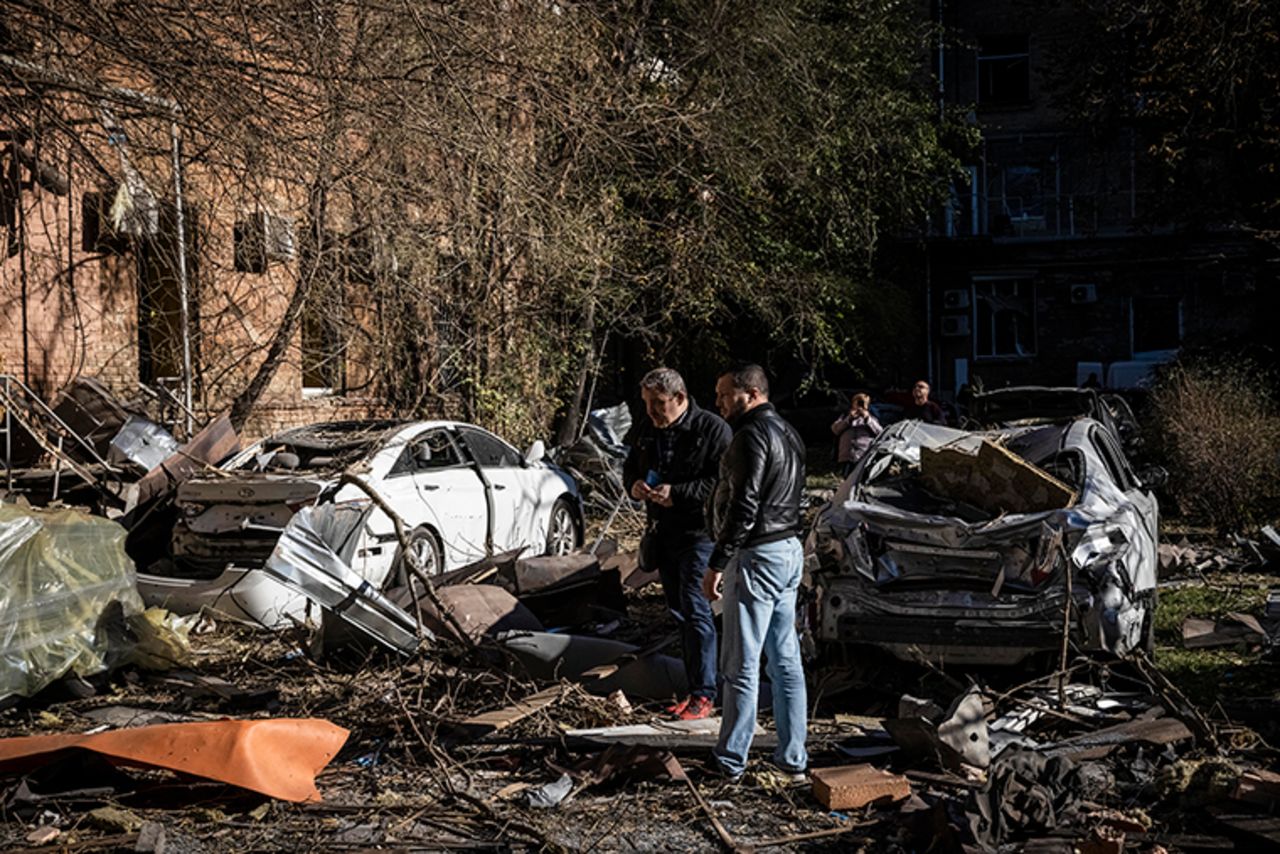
[1137,465,1168,490]
[524,439,546,466]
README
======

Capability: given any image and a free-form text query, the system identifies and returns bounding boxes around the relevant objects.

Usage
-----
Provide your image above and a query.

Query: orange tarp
[0,718,348,802]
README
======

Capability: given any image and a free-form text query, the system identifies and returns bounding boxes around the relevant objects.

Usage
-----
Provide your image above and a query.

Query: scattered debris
[24,826,60,844]
[450,686,564,741]
[969,747,1083,851]
[920,437,1078,515]
[1181,612,1268,649]
[524,773,573,809]
[565,717,762,750]
[1,386,1277,852]
[886,686,990,771]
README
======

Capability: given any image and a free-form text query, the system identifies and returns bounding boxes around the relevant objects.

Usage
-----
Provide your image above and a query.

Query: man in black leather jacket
[624,367,732,720]
[703,364,808,782]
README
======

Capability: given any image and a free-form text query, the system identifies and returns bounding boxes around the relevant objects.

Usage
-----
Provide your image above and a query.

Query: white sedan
[136,420,582,627]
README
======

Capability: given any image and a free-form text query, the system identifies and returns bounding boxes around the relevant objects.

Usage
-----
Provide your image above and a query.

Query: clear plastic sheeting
[0,504,144,701]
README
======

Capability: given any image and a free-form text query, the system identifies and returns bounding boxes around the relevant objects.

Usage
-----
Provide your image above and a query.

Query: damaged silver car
[807,417,1158,666]
[966,385,1143,454]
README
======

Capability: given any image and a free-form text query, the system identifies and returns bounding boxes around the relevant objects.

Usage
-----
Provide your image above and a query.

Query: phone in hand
[645,469,661,488]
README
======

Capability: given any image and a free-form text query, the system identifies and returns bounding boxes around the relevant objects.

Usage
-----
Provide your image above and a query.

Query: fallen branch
[338,472,474,649]
[1131,652,1221,753]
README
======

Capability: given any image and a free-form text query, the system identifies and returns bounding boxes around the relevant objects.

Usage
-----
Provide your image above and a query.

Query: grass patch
[1152,577,1271,641]
[1153,576,1278,708]
[805,446,843,491]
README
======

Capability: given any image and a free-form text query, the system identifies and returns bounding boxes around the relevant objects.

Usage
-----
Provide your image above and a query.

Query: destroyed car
[808,417,1158,666]
[137,420,582,627]
[967,386,1142,453]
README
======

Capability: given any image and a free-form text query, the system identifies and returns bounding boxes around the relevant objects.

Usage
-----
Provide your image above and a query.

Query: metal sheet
[262,504,423,654]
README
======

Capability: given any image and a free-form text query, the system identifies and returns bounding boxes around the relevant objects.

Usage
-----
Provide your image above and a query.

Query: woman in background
[831,392,882,477]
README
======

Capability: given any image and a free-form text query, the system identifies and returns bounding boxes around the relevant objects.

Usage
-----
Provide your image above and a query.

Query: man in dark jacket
[703,364,808,782]
[902,379,947,425]
[624,367,732,720]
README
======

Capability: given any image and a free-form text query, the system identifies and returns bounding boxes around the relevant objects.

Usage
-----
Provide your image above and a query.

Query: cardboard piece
[920,439,1077,516]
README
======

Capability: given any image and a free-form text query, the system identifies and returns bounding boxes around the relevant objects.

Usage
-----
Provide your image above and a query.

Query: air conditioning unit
[235,210,297,273]
[941,315,971,337]
[943,289,970,310]
[80,190,130,254]
[1070,283,1098,304]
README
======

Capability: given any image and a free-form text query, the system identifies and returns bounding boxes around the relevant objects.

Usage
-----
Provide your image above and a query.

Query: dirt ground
[2,499,1279,851]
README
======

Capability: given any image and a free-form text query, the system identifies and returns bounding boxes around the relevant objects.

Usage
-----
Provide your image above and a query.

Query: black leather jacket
[623,398,732,539]
[708,402,806,570]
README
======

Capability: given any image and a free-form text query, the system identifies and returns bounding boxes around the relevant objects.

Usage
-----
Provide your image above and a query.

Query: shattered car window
[458,427,521,468]
[390,429,464,475]
[857,424,1081,522]
[237,421,403,472]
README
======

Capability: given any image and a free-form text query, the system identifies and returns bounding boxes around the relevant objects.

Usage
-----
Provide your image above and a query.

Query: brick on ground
[811,764,911,810]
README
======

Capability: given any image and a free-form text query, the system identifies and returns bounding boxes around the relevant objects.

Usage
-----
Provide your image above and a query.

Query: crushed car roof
[265,420,416,451]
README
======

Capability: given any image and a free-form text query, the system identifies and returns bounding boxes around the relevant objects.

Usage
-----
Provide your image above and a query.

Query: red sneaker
[676,695,715,721]
[665,696,690,717]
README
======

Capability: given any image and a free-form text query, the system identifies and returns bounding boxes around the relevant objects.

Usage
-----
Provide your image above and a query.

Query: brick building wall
[0,172,140,397]
[0,134,387,443]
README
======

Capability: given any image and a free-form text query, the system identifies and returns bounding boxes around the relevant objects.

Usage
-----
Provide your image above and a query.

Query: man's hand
[630,479,652,501]
[648,483,673,507]
[703,568,723,602]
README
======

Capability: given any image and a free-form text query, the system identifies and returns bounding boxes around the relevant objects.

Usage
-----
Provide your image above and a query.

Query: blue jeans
[655,535,718,701]
[713,537,807,776]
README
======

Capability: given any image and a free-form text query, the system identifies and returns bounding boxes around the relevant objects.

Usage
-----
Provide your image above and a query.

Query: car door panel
[388,429,488,569]
[457,427,545,554]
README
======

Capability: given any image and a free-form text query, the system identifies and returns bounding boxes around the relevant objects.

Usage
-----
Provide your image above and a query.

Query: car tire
[544,498,579,557]
[386,526,444,590]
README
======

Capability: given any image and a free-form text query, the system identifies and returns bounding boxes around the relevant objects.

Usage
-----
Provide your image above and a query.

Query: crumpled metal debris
[524,773,573,809]
[886,686,990,772]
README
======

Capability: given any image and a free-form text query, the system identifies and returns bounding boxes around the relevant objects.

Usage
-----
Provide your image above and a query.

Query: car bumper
[818,576,1086,666]
[135,565,312,629]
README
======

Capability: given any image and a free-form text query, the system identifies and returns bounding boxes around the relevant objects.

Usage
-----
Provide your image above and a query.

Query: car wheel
[544,498,579,556]
[386,526,444,589]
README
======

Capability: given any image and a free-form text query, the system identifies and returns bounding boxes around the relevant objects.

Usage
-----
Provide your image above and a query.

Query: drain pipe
[169,120,193,437]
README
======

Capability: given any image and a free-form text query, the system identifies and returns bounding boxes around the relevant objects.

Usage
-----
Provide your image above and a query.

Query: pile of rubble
[2,379,1279,851]
[2,496,1278,851]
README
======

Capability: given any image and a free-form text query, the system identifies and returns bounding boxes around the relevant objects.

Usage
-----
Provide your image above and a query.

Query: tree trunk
[556,292,597,447]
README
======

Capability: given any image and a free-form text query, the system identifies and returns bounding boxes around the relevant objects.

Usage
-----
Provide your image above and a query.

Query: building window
[977,35,1030,107]
[301,293,345,393]
[1131,295,1181,356]
[973,278,1036,358]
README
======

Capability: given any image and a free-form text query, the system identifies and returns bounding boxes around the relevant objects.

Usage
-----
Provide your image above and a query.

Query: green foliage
[1147,355,1280,531]
[7,0,967,438]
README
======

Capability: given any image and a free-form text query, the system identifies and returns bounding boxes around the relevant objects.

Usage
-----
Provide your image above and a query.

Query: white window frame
[971,274,1038,360]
